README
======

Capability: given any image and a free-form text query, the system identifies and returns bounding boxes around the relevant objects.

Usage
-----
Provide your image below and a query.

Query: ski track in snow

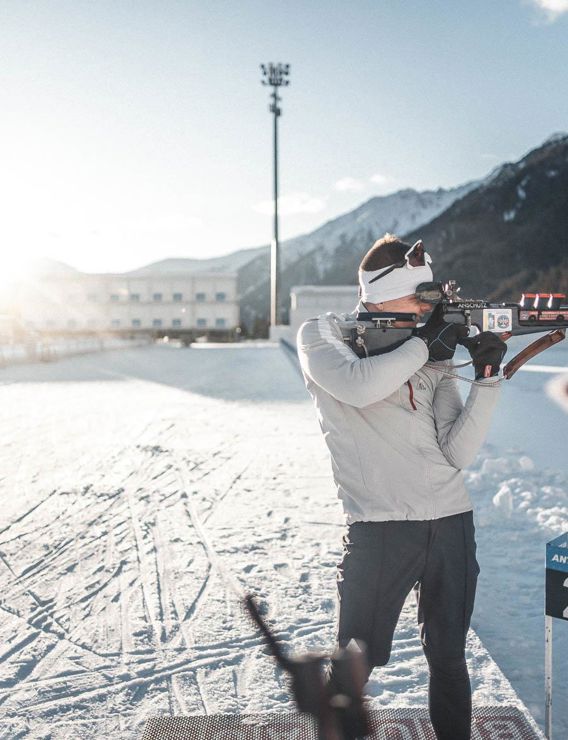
[0,343,565,738]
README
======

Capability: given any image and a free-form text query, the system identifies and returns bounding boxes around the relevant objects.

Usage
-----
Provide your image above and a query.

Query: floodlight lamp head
[259,61,291,88]
[260,63,271,85]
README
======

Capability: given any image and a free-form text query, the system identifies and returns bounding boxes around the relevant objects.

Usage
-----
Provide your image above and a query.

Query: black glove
[459,331,507,379]
[413,304,469,361]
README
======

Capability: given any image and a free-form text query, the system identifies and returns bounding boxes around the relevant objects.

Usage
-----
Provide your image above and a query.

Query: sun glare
[0,255,36,291]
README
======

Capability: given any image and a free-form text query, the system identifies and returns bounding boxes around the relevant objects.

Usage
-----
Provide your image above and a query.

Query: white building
[15,271,239,335]
[289,285,357,339]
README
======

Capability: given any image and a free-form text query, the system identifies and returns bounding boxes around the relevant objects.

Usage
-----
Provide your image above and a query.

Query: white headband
[358,244,433,304]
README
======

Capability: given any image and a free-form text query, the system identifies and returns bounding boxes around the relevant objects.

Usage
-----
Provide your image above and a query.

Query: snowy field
[0,341,566,738]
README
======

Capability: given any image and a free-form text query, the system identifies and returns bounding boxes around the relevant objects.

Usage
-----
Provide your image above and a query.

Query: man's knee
[370,646,392,668]
[423,647,468,681]
[336,634,393,670]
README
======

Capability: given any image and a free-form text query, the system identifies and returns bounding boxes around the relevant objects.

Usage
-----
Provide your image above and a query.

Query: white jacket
[297,309,501,523]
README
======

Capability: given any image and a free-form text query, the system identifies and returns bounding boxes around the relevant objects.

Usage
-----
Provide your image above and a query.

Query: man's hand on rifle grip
[459,331,508,379]
[413,304,470,362]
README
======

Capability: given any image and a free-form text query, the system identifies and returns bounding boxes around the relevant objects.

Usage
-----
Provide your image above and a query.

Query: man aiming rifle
[296,233,508,740]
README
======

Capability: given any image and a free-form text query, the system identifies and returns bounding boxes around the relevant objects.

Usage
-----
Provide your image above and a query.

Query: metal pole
[271,90,279,327]
[545,615,552,738]
[260,63,289,332]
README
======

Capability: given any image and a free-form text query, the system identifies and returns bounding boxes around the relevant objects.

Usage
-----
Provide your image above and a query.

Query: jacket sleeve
[433,371,501,469]
[296,315,428,409]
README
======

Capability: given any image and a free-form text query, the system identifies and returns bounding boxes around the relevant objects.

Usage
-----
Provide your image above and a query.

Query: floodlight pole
[260,63,290,328]
[272,89,280,328]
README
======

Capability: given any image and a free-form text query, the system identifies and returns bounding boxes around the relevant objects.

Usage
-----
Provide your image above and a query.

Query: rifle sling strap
[503,329,566,379]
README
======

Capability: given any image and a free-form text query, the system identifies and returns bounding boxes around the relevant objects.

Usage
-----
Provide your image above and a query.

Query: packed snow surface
[0,342,565,738]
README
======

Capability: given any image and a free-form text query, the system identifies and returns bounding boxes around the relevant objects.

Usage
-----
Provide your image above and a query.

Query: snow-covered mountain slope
[277,183,477,274]
[126,182,476,280]
[17,183,472,282]
[125,247,267,276]
[404,133,568,301]
[237,183,477,328]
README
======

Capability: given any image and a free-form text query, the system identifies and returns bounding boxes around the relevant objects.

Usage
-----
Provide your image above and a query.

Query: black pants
[326,512,479,740]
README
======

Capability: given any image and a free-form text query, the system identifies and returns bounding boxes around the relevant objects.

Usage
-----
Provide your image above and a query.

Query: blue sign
[546,532,568,572]
[546,532,568,620]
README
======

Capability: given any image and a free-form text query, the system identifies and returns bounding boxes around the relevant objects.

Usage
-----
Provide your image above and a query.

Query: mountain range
[404,133,568,302]
[140,133,567,332]
[234,132,567,331]
[32,133,568,333]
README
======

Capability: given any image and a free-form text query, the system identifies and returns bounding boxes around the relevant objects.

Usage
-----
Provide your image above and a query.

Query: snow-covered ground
[0,336,150,368]
[0,341,565,738]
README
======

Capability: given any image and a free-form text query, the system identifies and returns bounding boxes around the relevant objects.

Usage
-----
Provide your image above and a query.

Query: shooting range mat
[141,704,544,739]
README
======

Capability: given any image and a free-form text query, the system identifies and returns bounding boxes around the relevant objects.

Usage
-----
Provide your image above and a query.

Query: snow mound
[469,449,568,535]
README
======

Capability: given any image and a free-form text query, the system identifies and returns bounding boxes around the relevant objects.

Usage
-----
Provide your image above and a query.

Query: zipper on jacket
[406,380,417,411]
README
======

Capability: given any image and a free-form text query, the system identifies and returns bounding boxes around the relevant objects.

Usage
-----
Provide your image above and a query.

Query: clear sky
[1,0,567,275]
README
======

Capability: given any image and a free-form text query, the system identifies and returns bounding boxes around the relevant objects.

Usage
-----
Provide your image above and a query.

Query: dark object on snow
[245,594,370,740]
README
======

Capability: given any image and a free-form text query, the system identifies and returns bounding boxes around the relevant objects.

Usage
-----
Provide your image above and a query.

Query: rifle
[418,282,567,378]
[342,282,567,379]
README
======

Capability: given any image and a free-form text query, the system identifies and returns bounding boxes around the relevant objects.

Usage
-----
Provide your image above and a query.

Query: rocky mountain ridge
[403,133,568,302]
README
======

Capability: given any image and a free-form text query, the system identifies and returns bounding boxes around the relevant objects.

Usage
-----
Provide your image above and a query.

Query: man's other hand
[412,304,469,362]
[459,331,507,379]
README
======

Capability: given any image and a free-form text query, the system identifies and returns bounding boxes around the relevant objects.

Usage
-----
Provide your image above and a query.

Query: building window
[45,320,56,328]
[153,293,163,302]
[87,293,98,302]
[67,319,77,328]
[196,318,207,328]
[172,319,182,328]
[152,319,162,328]
[111,319,120,328]
[215,318,226,328]
[196,292,206,302]
[215,292,226,302]
[132,319,141,328]
[87,319,97,328]
[110,294,120,302]
[173,292,183,302]
[130,294,140,302]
